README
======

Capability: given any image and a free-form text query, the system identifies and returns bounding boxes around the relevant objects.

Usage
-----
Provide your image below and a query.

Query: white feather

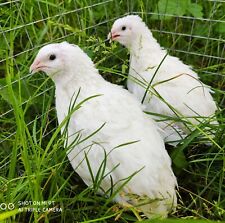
[110,15,218,145]
[30,42,177,218]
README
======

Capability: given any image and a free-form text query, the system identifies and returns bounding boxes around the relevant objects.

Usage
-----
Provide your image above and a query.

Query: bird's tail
[135,192,177,219]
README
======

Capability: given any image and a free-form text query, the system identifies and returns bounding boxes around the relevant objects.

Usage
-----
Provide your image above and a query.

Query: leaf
[187,3,203,18]
[215,23,225,35]
[0,78,13,105]
[152,0,204,20]
[122,64,128,74]
[193,23,210,36]
[0,209,21,221]
[152,0,189,20]
[85,49,95,60]
[171,148,188,169]
[0,77,43,107]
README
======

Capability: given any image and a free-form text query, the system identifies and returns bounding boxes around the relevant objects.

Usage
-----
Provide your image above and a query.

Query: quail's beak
[107,31,120,43]
[29,60,46,74]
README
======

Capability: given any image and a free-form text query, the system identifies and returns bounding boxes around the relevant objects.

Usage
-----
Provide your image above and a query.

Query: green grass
[0,0,225,222]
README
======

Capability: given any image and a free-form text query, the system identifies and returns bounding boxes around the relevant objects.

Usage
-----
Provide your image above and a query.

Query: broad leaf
[152,0,189,20]
[187,3,203,18]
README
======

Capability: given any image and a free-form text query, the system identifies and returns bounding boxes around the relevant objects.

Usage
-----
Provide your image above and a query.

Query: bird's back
[128,37,217,130]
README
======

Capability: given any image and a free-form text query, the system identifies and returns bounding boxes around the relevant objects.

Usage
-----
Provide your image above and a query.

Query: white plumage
[30,41,177,218]
[109,15,218,145]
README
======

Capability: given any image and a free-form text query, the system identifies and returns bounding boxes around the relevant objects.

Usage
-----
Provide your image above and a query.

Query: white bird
[30,41,177,218]
[109,15,218,145]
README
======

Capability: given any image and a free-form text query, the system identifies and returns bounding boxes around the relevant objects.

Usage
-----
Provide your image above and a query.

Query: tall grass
[0,0,224,222]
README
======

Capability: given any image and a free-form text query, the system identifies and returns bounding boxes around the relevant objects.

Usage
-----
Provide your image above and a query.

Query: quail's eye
[49,54,56,60]
[121,26,126,31]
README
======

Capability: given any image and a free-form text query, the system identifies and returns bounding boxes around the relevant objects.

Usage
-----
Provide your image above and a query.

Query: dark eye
[49,54,56,60]
[121,26,126,31]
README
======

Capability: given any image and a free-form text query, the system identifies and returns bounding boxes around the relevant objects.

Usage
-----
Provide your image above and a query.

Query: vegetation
[0,0,224,222]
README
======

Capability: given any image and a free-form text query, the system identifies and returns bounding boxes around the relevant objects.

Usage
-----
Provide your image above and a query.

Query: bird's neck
[52,64,99,88]
[53,65,103,97]
[129,28,166,72]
